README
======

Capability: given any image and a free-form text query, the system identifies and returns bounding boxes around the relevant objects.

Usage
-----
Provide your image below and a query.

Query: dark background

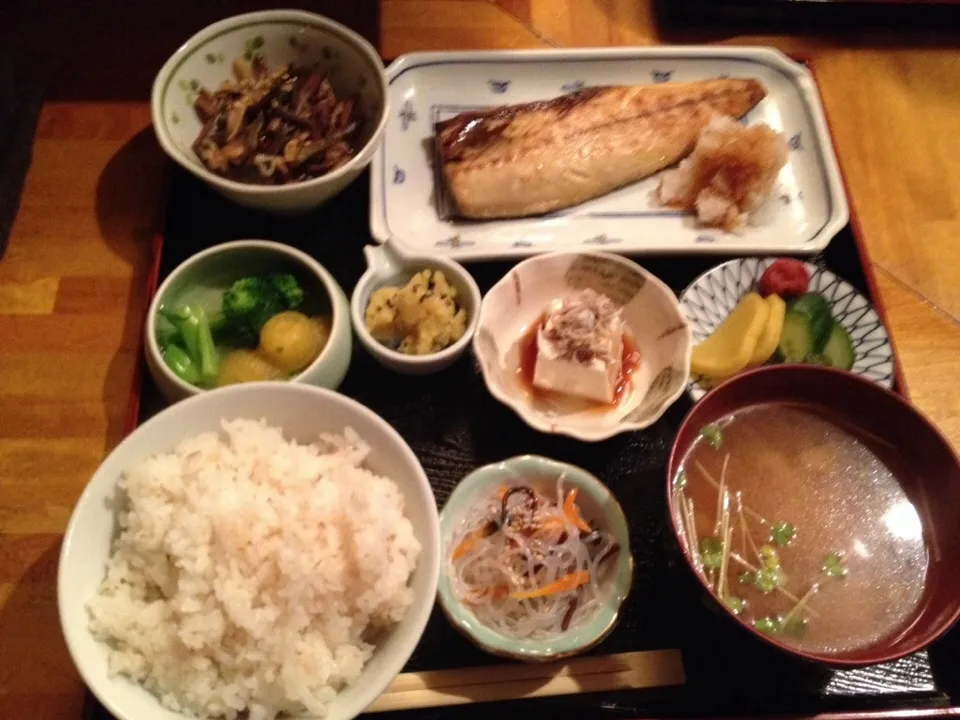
[4,0,960,103]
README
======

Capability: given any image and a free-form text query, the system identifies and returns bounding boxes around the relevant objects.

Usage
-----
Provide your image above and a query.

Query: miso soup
[674,405,928,655]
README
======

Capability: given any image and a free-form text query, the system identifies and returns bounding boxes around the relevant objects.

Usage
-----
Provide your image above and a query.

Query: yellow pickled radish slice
[691,292,770,378]
[749,294,787,367]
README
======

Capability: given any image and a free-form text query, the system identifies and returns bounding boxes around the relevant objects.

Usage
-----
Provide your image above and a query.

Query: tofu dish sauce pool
[518,290,641,407]
[674,406,929,655]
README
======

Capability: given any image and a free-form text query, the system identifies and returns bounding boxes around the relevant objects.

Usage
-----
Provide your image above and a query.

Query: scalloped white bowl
[472,251,692,442]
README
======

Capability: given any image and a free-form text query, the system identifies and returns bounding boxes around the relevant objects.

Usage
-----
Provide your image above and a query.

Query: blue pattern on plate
[393,166,405,185]
[435,237,477,248]
[582,234,623,245]
[651,70,673,83]
[561,80,585,93]
[789,132,802,150]
[398,101,416,131]
[695,235,717,244]
[512,240,534,248]
[488,80,510,94]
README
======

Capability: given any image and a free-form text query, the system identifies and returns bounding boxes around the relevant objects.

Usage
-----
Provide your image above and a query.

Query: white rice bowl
[58,384,440,720]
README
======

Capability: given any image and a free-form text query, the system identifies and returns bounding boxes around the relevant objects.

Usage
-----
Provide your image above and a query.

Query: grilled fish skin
[435,79,767,219]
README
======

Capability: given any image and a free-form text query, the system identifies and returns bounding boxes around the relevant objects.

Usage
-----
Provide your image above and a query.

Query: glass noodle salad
[449,476,620,639]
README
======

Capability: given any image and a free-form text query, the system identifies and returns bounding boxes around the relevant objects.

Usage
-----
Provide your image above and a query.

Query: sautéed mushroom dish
[673,405,928,655]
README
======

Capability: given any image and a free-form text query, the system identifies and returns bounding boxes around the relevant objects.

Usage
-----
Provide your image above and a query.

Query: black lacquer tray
[86,169,960,720]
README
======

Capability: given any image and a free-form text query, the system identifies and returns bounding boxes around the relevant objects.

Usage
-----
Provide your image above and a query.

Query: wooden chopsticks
[367,649,686,712]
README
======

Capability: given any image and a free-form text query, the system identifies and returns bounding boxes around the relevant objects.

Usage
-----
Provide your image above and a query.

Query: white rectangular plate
[369,47,849,262]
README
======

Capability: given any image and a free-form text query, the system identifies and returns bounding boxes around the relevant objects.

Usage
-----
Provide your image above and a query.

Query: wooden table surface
[2,1,959,716]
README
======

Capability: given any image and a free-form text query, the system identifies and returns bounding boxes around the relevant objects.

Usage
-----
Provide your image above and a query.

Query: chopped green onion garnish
[752,567,785,595]
[739,571,756,585]
[700,423,723,450]
[783,616,808,638]
[754,616,782,635]
[771,522,795,547]
[700,537,723,570]
[759,544,781,570]
[723,595,745,616]
[823,551,848,578]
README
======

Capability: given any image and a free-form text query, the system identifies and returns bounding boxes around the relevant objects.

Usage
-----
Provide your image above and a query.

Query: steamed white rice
[87,419,422,720]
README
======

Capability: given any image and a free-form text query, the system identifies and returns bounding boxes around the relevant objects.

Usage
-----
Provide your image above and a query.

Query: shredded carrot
[452,523,497,560]
[563,490,593,534]
[534,516,566,533]
[510,570,590,600]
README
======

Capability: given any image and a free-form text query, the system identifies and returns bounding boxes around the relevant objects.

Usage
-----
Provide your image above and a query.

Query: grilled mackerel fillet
[435,79,767,219]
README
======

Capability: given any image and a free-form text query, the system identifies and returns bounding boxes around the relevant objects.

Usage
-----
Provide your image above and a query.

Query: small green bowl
[438,455,634,662]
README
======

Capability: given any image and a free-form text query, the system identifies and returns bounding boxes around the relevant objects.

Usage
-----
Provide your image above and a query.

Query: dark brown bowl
[666,364,960,668]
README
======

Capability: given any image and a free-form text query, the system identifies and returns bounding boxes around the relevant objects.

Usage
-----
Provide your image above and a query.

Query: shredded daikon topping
[541,290,622,364]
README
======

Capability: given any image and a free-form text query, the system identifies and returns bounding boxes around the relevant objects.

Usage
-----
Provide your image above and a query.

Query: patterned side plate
[679,258,894,401]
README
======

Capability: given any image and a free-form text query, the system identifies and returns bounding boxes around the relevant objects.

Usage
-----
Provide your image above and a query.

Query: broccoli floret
[220,273,304,343]
[269,273,304,310]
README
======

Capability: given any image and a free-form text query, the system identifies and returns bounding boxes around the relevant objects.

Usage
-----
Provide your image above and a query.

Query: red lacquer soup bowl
[666,365,960,668]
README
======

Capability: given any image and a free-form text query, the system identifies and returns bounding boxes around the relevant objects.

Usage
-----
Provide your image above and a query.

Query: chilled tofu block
[534,327,623,403]
[531,290,625,404]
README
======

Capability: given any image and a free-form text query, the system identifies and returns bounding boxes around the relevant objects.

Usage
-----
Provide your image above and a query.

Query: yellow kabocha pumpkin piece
[691,292,770,378]
[748,294,787,366]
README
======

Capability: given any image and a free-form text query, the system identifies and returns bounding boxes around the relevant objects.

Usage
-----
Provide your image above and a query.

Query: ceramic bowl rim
[145,239,348,397]
[436,454,634,661]
[665,363,960,668]
[150,9,388,196]
[472,250,692,442]
[349,251,482,370]
[57,381,441,720]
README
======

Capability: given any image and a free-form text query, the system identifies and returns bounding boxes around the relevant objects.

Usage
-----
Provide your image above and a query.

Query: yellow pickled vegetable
[216,349,284,386]
[748,294,787,366]
[691,292,769,378]
[259,311,324,374]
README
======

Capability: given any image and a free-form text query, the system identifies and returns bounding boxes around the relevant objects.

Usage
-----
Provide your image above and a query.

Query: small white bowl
[473,251,692,442]
[350,241,481,375]
[58,382,440,720]
[145,239,352,404]
[151,10,387,214]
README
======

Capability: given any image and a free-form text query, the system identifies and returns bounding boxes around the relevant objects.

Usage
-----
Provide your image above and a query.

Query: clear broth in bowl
[674,405,928,655]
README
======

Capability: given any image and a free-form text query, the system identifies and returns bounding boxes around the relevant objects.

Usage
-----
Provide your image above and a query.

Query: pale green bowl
[438,455,634,662]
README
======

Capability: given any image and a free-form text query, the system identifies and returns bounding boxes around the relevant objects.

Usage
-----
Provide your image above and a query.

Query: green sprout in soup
[700,537,723,570]
[771,522,795,547]
[700,422,723,450]
[823,552,848,578]
[675,405,926,655]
